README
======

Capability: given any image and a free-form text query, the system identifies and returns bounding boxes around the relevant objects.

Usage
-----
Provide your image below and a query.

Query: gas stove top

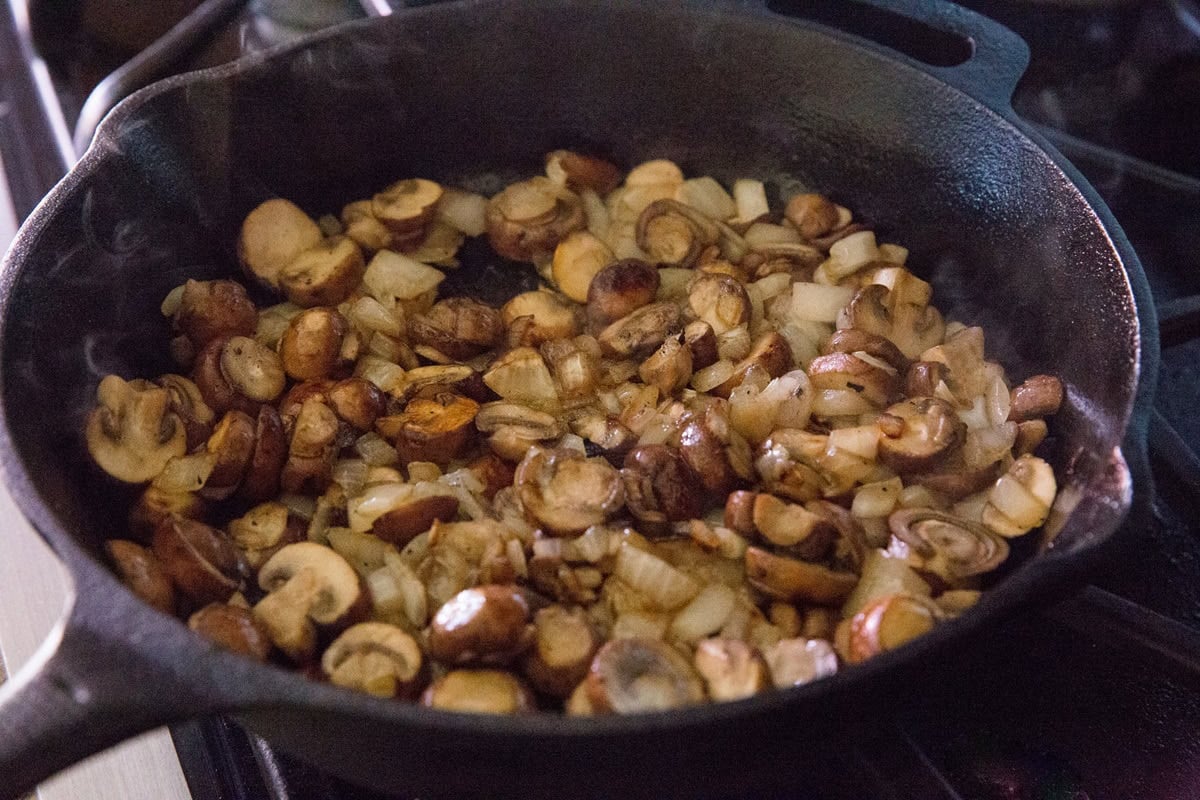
[2,1,1199,798]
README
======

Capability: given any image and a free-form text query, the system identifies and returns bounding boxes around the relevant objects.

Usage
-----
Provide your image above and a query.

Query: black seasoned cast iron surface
[0,0,1154,797]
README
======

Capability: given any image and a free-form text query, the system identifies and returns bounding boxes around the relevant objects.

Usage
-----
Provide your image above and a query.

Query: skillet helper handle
[0,614,186,799]
[764,0,1030,108]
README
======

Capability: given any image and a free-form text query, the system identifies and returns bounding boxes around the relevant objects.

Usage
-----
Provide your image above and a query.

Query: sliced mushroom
[713,331,792,398]
[152,516,246,607]
[191,336,278,416]
[376,392,479,465]
[784,193,840,240]
[842,283,945,359]
[888,508,1009,583]
[982,454,1057,538]
[279,235,366,308]
[200,410,256,500]
[345,480,460,544]
[910,458,1002,501]
[278,307,350,382]
[372,178,443,240]
[106,539,176,614]
[551,230,616,303]
[515,447,625,535]
[821,328,909,373]
[228,500,304,568]
[501,290,581,346]
[341,200,394,252]
[692,638,770,701]
[762,637,839,689]
[1013,419,1049,457]
[807,352,898,408]
[280,398,338,495]
[129,485,207,542]
[675,403,754,497]
[85,375,187,484]
[638,335,693,396]
[569,412,637,464]
[253,542,366,662]
[845,592,942,664]
[751,493,836,553]
[546,149,622,195]
[237,198,323,289]
[427,585,533,666]
[322,622,425,698]
[155,374,214,450]
[521,605,600,699]
[1009,374,1064,422]
[327,377,386,432]
[903,360,949,398]
[173,279,257,348]
[636,199,719,267]
[587,258,660,330]
[597,301,682,359]
[188,603,272,662]
[620,444,705,533]
[876,397,965,474]
[488,177,586,263]
[743,546,857,605]
[408,297,503,361]
[585,637,705,713]
[754,429,829,503]
[683,320,719,370]
[420,669,536,714]
[687,273,751,336]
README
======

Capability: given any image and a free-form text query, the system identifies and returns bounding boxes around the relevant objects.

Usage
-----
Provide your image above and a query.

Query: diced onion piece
[676,176,737,220]
[614,543,701,611]
[716,325,752,362]
[580,188,610,240]
[333,459,369,496]
[962,422,1017,470]
[363,250,446,303]
[750,273,793,302]
[656,268,693,302]
[744,222,802,249]
[827,425,880,461]
[152,452,215,493]
[355,355,406,394]
[691,359,736,392]
[670,584,737,643]
[160,284,186,317]
[841,549,931,618]
[355,432,399,467]
[612,612,669,641]
[852,477,903,518]
[791,282,854,323]
[349,296,403,337]
[625,159,684,188]
[899,484,937,509]
[983,456,1056,537]
[877,243,908,265]
[776,323,824,368]
[435,188,488,237]
[732,179,770,222]
[986,372,1012,426]
[827,230,879,280]
[812,388,876,418]
[483,347,560,410]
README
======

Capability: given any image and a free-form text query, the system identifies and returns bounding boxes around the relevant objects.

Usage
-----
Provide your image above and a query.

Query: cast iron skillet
[0,0,1157,797]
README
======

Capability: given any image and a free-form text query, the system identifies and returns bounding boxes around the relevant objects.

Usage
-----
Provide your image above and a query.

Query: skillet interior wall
[0,0,1136,561]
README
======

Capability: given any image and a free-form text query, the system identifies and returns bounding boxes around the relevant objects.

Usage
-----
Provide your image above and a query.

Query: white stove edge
[0,154,192,799]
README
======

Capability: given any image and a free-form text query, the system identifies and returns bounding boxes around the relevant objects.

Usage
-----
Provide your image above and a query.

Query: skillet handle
[0,600,199,798]
[763,0,1030,108]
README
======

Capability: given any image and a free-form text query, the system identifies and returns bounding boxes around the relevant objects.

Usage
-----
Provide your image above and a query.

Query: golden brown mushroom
[597,301,682,359]
[237,198,323,289]
[172,279,258,349]
[876,397,965,474]
[420,669,536,714]
[408,297,503,361]
[687,273,751,336]
[521,605,600,699]
[427,585,533,666]
[106,539,176,614]
[487,177,586,263]
[585,637,704,713]
[322,622,425,698]
[888,508,1009,584]
[620,444,705,533]
[636,199,719,267]
[515,447,625,535]
[693,638,770,701]
[85,375,187,484]
[278,307,350,382]
[279,235,366,308]
[376,391,480,466]
[188,603,272,662]
[152,516,247,607]
[587,258,660,330]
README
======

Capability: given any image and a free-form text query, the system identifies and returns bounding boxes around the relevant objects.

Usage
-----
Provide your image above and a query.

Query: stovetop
[3,1,1200,798]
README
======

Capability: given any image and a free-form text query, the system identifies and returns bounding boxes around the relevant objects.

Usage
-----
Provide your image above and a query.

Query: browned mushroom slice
[237,198,323,289]
[586,637,704,713]
[85,375,187,484]
[675,404,753,497]
[278,307,350,382]
[620,444,705,534]
[751,493,836,552]
[280,398,338,495]
[755,429,829,503]
[806,352,898,408]
[638,335,693,396]
[152,516,246,606]
[279,235,366,308]
[683,320,720,370]
[521,605,600,699]
[200,410,256,500]
[687,273,751,336]
[744,546,857,605]
[692,638,770,701]
[173,279,258,348]
[808,499,869,569]
[327,377,386,432]
[487,177,587,263]
[427,585,533,666]
[500,290,581,346]
[372,178,443,238]
[784,193,841,240]
[129,485,207,542]
[107,539,176,614]
[903,360,949,398]
[341,200,394,252]
[322,622,425,698]
[515,447,625,535]
[1013,419,1049,457]
[845,592,942,664]
[982,454,1057,538]
[421,669,536,714]
[156,374,215,450]
[889,508,1009,583]
[587,258,660,330]
[188,603,272,662]
[376,392,479,465]
[597,301,682,359]
[843,283,945,359]
[229,501,304,568]
[876,397,965,474]
[410,298,503,362]
[910,458,1001,501]
[253,542,367,662]
[546,149,623,195]
[713,331,792,397]
[761,637,839,689]
[1008,374,1064,422]
[821,328,909,373]
[636,199,719,267]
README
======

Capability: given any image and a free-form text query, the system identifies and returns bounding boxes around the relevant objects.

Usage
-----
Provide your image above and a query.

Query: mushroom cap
[876,397,965,474]
[257,542,364,625]
[322,622,424,698]
[585,637,705,713]
[85,375,187,484]
[515,447,625,535]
